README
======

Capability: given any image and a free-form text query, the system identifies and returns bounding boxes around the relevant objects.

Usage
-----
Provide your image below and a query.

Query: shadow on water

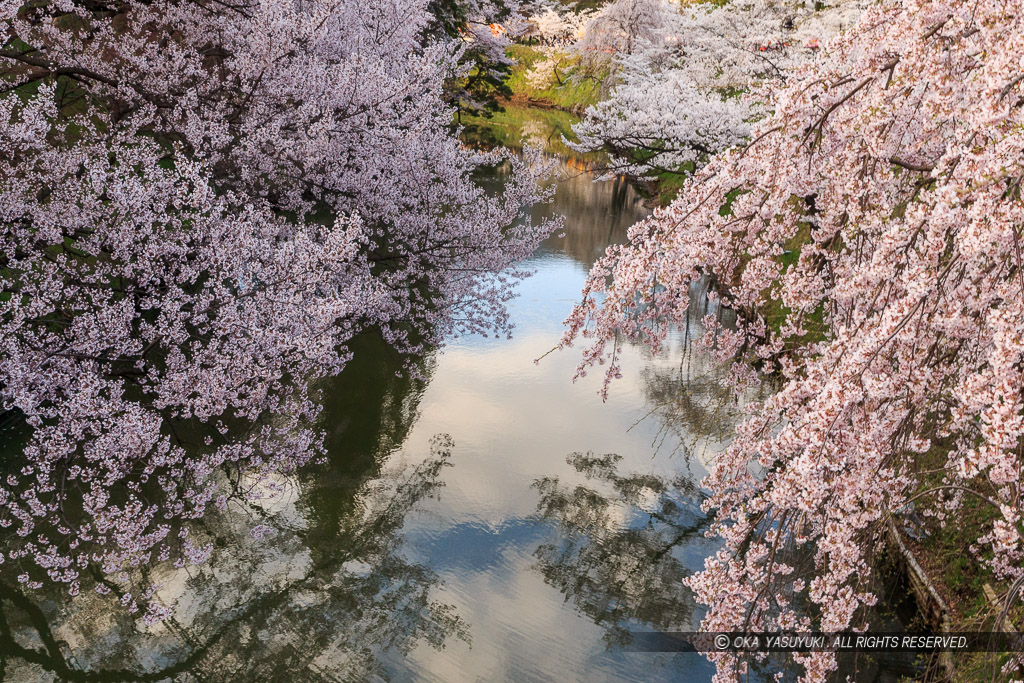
[301,332,435,549]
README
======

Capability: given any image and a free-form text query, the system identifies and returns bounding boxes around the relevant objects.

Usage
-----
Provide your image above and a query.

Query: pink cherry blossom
[564,1,1024,680]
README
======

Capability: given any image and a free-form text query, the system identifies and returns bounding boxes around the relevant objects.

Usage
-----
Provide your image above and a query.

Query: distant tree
[576,0,666,61]
[523,3,593,45]
[569,0,868,179]
[530,7,573,44]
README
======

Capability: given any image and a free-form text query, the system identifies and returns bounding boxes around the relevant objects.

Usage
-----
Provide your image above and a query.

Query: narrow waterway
[363,160,731,682]
[2,130,740,681]
[0,113,917,683]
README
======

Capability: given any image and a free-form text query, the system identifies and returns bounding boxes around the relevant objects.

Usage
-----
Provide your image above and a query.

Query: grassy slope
[503,44,604,114]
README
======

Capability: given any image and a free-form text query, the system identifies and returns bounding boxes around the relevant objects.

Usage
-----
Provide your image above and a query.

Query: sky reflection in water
[371,162,730,682]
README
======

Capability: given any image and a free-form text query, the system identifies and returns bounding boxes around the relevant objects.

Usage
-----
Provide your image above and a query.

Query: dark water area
[0,110,922,682]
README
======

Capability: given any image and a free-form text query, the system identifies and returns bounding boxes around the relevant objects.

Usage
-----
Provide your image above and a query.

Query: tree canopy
[0,0,553,619]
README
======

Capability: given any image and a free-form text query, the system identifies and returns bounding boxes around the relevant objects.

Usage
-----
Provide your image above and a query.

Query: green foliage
[425,0,471,37]
[459,104,601,161]
[426,0,516,119]
[457,60,514,119]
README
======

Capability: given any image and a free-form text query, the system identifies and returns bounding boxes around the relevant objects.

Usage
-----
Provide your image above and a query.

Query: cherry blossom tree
[524,3,592,46]
[570,0,868,179]
[576,0,666,62]
[528,6,572,44]
[520,5,592,91]
[0,0,554,619]
[563,0,1024,679]
[430,0,527,118]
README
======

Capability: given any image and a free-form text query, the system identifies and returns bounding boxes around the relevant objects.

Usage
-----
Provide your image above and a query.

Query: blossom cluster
[523,2,593,46]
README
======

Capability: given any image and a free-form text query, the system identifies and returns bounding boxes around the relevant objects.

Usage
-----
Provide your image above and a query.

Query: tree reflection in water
[532,452,711,648]
[531,334,923,681]
[0,336,466,682]
[532,278,752,650]
[0,438,463,681]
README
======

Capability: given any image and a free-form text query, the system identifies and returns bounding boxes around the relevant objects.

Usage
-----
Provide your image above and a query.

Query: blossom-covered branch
[563,0,1024,679]
[569,0,867,179]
